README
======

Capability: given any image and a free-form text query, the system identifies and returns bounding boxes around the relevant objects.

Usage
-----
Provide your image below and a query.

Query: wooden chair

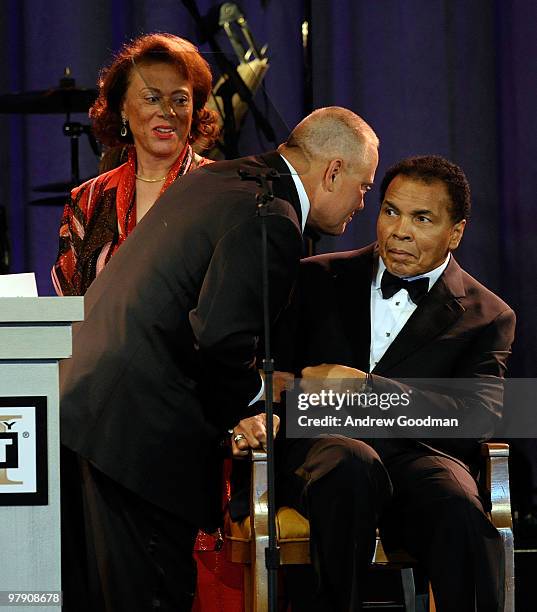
[225,442,514,612]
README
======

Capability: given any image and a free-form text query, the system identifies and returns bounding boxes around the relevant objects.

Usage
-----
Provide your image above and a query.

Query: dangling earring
[120,116,128,137]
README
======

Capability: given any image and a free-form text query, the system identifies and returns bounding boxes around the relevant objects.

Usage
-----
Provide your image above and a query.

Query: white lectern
[0,297,83,610]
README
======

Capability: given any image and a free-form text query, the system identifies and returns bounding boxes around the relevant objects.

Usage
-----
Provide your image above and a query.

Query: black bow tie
[380,270,429,304]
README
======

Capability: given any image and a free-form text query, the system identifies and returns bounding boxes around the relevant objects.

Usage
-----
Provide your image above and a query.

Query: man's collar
[373,252,451,291]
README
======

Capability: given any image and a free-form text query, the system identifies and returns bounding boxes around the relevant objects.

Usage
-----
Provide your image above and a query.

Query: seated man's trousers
[277,436,504,612]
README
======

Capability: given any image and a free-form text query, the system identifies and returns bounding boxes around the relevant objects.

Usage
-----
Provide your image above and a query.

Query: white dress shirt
[280,154,311,232]
[369,254,451,372]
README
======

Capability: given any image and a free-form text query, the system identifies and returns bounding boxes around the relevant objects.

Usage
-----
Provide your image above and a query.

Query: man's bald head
[278,107,379,236]
[279,106,379,171]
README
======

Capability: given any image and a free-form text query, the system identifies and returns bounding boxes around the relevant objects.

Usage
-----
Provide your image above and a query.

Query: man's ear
[322,159,343,192]
[449,219,466,250]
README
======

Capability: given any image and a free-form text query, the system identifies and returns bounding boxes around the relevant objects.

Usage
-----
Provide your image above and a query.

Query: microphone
[238,167,279,185]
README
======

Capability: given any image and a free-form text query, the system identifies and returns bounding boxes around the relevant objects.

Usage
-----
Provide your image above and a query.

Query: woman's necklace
[135,173,167,183]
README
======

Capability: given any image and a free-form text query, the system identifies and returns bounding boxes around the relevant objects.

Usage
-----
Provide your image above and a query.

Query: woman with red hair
[55,33,246,611]
[52,33,219,296]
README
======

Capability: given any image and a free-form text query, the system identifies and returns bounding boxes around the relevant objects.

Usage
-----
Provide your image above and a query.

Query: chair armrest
[252,445,512,530]
[250,449,269,539]
[481,442,512,529]
[248,450,270,609]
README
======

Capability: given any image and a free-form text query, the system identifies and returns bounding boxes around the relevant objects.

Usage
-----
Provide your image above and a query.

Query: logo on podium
[0,415,22,481]
[0,397,47,505]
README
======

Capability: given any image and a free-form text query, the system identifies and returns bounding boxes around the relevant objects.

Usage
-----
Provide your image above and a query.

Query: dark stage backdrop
[0,0,535,377]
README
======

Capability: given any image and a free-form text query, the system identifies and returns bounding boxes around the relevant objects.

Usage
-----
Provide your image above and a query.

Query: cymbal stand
[63,117,100,188]
[59,68,100,188]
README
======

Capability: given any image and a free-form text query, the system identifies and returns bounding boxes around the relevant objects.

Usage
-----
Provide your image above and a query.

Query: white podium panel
[0,297,83,611]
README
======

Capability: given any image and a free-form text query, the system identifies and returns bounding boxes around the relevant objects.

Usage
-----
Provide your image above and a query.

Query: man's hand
[231,413,281,457]
[302,363,367,379]
[300,363,368,396]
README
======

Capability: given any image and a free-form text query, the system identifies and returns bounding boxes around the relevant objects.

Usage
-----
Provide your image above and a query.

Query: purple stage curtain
[0,0,535,376]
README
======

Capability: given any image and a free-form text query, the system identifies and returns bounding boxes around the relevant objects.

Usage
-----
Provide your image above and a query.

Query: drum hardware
[0,68,97,115]
[182,0,274,158]
[0,68,100,192]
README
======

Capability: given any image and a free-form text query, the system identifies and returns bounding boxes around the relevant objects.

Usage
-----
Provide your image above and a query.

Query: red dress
[52,144,211,296]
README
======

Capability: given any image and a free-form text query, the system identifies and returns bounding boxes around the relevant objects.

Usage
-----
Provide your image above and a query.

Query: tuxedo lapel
[373,256,467,374]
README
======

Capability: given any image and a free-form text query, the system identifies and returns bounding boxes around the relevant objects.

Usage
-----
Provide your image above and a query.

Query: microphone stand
[239,166,280,612]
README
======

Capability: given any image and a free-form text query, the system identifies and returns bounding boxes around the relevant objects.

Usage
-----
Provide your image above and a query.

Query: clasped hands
[231,369,293,457]
[231,364,367,457]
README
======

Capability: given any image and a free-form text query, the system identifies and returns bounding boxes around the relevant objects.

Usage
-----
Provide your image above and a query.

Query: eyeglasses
[130,56,191,119]
[139,93,192,118]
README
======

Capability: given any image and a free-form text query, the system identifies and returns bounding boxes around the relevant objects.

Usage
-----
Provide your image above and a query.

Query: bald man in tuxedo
[59,107,380,611]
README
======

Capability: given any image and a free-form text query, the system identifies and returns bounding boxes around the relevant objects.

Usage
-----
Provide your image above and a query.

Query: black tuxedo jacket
[291,243,516,464]
[60,151,303,526]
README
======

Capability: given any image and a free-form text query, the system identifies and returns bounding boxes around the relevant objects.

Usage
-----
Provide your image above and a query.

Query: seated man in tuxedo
[271,155,515,611]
